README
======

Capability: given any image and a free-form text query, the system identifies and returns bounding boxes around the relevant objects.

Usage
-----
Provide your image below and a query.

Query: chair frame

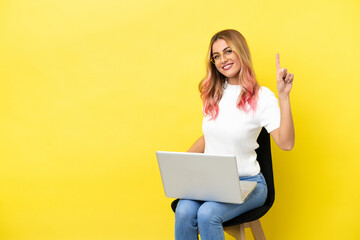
[171,127,275,240]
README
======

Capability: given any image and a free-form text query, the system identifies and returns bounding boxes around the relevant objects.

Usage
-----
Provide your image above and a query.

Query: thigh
[198,182,268,223]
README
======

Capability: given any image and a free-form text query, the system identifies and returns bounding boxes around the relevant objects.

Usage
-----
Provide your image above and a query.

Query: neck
[227,74,240,85]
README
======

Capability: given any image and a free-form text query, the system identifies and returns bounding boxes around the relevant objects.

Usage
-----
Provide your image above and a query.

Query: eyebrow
[212,46,231,55]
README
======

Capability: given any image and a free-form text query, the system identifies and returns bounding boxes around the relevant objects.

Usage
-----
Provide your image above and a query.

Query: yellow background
[1,0,359,239]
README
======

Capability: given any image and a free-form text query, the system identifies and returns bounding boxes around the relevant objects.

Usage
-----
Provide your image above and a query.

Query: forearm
[278,94,295,150]
[187,135,205,153]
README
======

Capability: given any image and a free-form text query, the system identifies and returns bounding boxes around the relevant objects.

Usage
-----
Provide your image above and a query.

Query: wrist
[278,94,290,105]
[278,93,290,102]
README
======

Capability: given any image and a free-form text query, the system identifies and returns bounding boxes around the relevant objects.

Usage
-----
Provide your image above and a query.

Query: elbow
[280,142,294,151]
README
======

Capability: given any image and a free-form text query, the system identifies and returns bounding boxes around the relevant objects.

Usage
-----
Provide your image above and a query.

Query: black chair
[171,127,275,240]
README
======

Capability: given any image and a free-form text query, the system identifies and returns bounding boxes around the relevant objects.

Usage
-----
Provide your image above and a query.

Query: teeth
[223,64,232,70]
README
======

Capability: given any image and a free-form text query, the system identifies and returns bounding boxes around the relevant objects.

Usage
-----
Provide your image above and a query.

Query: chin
[219,67,241,79]
[222,71,238,79]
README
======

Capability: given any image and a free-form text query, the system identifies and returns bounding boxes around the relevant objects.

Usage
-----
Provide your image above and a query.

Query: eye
[213,54,220,60]
[225,49,233,55]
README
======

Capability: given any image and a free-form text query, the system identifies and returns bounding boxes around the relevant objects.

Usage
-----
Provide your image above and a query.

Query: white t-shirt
[202,83,280,176]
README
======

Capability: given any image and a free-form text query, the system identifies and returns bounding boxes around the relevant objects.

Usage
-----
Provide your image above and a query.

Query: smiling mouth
[222,63,233,70]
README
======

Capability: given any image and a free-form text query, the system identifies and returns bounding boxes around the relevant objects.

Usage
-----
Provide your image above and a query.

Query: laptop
[156,151,257,204]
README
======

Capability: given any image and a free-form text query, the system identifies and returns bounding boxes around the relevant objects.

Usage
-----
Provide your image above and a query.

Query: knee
[197,205,221,226]
[175,201,198,224]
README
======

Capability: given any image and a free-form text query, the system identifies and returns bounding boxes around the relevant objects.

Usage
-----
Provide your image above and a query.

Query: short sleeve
[257,87,280,133]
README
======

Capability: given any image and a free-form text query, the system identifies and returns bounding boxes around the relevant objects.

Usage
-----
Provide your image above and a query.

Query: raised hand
[276,53,294,96]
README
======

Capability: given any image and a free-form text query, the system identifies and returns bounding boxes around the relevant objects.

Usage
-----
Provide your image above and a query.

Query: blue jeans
[174,173,268,240]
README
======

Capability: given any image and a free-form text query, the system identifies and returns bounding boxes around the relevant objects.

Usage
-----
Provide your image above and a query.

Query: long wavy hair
[199,29,260,120]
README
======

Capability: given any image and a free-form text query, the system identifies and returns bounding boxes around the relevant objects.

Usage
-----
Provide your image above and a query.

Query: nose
[220,54,227,63]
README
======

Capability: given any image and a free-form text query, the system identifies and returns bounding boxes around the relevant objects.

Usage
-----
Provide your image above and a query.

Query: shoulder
[259,86,275,96]
[258,86,277,102]
[256,86,279,112]
[256,86,281,130]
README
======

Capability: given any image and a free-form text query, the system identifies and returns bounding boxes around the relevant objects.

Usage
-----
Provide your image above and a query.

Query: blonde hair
[199,29,260,119]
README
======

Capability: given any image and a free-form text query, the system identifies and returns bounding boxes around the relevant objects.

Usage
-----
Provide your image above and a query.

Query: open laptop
[156,151,257,204]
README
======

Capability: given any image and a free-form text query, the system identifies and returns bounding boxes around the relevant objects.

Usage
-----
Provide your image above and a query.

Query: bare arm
[270,53,295,151]
[187,135,205,153]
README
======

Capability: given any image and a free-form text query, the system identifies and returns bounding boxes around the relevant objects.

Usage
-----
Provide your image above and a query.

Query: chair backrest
[221,127,275,226]
[255,127,275,208]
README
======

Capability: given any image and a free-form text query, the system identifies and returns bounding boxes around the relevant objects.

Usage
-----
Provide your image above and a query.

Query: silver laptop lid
[156,151,245,204]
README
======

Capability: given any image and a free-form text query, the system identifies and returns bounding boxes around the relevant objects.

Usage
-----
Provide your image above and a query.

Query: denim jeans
[174,173,268,240]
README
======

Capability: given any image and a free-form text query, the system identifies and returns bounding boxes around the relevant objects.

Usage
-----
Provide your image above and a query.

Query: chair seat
[222,205,271,227]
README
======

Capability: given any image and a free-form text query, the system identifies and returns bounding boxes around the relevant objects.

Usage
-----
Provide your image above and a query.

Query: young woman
[174,29,294,240]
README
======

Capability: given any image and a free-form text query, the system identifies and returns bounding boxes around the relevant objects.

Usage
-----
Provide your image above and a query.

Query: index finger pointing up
[276,53,281,71]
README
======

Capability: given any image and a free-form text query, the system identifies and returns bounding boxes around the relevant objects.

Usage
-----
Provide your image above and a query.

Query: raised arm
[187,135,205,153]
[270,53,295,151]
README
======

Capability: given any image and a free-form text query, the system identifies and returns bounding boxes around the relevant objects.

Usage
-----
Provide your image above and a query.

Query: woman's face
[211,39,242,80]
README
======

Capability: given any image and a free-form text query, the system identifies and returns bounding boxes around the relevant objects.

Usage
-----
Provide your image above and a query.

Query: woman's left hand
[276,53,294,96]
[270,53,295,151]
